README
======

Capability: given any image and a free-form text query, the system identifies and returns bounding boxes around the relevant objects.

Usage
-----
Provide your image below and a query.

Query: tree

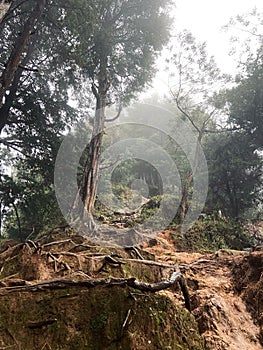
[204,10,263,219]
[220,8,263,149]
[205,132,262,218]
[1,167,64,241]
[0,0,47,131]
[167,31,228,224]
[0,0,81,146]
[0,0,172,236]
[0,1,87,237]
[68,0,172,230]
[219,57,263,150]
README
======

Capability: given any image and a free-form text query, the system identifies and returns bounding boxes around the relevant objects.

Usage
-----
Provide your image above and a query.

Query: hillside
[0,227,262,349]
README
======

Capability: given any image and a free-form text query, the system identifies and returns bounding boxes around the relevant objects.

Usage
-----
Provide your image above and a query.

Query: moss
[129,294,204,350]
[0,285,205,349]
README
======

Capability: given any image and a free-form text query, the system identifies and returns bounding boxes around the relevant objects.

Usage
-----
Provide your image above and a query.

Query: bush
[172,217,253,253]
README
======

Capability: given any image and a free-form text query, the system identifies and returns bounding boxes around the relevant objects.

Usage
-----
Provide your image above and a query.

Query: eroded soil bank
[0,229,262,349]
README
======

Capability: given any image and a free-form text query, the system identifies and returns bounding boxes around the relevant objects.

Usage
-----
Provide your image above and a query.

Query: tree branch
[105,105,122,122]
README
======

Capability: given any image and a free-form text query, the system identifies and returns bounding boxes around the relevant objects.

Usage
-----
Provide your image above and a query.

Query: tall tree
[219,57,263,150]
[0,0,90,172]
[0,0,47,132]
[167,31,227,224]
[205,9,263,219]
[68,0,172,230]
[0,1,87,237]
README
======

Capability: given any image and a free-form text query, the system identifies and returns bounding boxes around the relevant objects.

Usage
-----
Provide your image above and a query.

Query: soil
[0,227,262,349]
[144,230,263,349]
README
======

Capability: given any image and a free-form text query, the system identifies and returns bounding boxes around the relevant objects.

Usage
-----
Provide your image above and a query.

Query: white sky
[148,0,263,97]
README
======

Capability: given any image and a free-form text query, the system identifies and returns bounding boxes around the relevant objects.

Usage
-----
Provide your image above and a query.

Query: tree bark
[12,201,22,242]
[77,56,109,232]
[179,177,191,225]
[0,0,46,133]
[178,132,202,225]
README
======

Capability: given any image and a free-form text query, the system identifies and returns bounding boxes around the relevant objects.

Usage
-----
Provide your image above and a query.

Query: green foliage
[172,217,253,253]
[0,161,65,241]
[218,9,263,150]
[1,0,173,237]
[204,132,262,219]
[64,0,172,105]
[222,61,263,149]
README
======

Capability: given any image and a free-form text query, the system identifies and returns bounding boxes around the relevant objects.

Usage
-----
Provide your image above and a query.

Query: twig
[5,329,19,350]
[122,309,131,329]
[105,105,122,122]
[24,240,37,250]
[0,345,16,349]
[50,251,82,270]
[125,246,144,260]
[97,255,126,273]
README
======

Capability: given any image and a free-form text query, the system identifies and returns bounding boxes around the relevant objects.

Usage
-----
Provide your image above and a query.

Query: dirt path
[145,233,263,349]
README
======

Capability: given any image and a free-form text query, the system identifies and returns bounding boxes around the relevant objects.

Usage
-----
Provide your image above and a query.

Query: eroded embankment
[0,231,204,350]
[0,229,262,349]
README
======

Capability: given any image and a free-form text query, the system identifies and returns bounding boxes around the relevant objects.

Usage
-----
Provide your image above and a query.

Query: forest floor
[0,226,262,349]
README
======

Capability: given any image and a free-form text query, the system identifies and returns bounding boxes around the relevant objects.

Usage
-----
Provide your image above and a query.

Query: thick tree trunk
[0,0,46,133]
[77,57,109,232]
[80,127,104,232]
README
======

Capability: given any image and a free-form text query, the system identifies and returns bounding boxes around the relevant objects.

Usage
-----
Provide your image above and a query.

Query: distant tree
[204,10,263,219]
[0,160,65,241]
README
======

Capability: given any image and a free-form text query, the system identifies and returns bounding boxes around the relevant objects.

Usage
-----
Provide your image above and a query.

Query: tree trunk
[12,201,22,242]
[0,0,46,133]
[178,176,191,225]
[77,56,109,232]
[178,132,202,225]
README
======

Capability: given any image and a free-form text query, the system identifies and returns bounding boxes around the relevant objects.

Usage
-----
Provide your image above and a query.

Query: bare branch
[105,104,122,122]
